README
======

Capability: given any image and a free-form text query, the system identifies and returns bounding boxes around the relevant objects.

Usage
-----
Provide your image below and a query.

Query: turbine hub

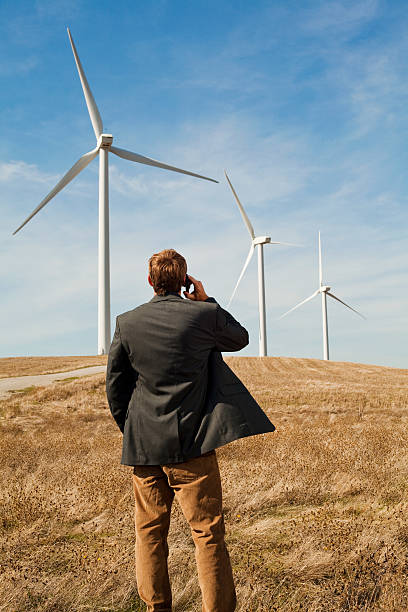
[320,285,331,293]
[253,236,271,245]
[98,133,113,149]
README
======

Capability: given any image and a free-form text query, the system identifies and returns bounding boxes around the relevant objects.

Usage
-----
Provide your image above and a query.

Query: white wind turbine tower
[13,28,217,355]
[225,171,296,357]
[280,232,365,360]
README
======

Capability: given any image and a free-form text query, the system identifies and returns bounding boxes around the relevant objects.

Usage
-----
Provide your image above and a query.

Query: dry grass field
[0,356,107,379]
[1,356,407,611]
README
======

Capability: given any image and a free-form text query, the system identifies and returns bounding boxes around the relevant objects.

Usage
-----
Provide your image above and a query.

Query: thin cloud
[0,160,57,185]
[0,56,38,76]
[303,0,379,35]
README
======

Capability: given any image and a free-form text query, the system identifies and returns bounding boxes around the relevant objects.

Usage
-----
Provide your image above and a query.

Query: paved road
[0,365,107,399]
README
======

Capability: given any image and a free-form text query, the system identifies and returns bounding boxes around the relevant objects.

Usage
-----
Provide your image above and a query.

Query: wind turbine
[280,232,365,360]
[13,28,218,355]
[225,171,295,357]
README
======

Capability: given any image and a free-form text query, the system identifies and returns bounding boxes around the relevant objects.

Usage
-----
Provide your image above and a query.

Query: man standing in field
[106,249,274,612]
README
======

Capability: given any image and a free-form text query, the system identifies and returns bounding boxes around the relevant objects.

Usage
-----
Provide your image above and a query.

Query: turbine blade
[279,290,320,319]
[224,171,255,240]
[13,147,99,235]
[110,145,218,183]
[269,241,302,247]
[318,231,323,286]
[67,28,103,139]
[326,292,366,319]
[227,244,255,308]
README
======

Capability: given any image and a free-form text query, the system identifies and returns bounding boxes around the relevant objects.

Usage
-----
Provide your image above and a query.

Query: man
[106,249,275,612]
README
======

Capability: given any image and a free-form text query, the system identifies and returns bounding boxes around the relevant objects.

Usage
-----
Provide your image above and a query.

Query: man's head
[148,249,187,296]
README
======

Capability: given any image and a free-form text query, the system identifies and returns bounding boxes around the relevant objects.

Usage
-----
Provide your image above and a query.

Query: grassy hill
[1,356,407,611]
[0,355,107,378]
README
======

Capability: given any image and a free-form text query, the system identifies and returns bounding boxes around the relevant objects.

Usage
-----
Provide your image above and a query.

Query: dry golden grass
[1,356,407,611]
[0,356,107,379]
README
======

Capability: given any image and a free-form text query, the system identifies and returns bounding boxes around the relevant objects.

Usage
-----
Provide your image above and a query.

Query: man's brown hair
[149,249,187,296]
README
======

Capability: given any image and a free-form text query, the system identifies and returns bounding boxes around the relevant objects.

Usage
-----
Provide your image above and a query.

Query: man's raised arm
[183,275,249,353]
[212,302,249,352]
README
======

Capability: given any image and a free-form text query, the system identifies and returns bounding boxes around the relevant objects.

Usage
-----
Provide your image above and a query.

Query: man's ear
[148,275,154,288]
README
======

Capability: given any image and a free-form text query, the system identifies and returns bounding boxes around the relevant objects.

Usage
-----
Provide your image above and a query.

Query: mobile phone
[185,274,193,293]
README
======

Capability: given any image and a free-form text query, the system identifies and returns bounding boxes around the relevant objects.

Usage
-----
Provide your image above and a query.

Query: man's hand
[183,275,209,301]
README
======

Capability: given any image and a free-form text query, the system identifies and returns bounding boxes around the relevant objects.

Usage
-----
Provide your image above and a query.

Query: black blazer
[106,294,275,465]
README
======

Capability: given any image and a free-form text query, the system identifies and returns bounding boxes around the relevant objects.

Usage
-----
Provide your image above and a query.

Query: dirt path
[0,365,107,399]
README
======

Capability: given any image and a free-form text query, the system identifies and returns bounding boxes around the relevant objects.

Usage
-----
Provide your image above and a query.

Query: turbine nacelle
[253,236,271,246]
[98,134,113,149]
[320,285,331,293]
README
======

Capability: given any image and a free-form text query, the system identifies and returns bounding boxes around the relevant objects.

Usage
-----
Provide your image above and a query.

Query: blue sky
[1,0,407,367]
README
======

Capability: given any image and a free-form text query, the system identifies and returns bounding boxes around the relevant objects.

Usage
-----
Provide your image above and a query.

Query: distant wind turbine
[13,28,218,355]
[225,171,296,357]
[280,232,365,360]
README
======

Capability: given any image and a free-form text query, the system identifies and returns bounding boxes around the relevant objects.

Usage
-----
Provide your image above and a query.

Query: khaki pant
[132,450,236,612]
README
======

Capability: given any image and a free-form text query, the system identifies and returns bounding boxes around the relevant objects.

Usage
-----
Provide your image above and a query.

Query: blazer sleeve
[206,298,249,352]
[106,318,137,432]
